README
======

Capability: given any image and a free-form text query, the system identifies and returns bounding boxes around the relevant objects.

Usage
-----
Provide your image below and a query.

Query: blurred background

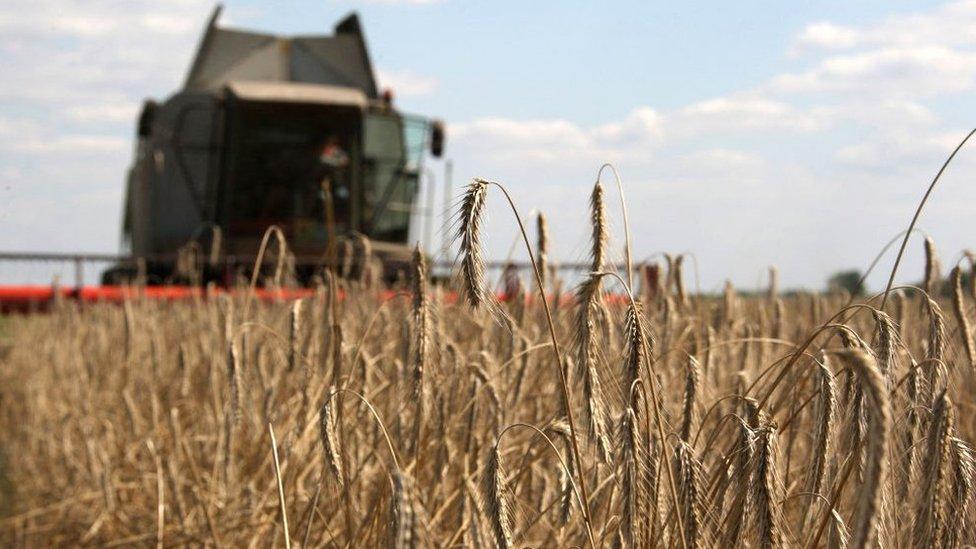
[1,0,975,292]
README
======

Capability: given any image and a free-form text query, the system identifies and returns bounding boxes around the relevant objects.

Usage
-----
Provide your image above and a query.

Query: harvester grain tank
[105,6,445,283]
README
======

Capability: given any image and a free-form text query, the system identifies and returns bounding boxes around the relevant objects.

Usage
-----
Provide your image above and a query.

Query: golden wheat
[0,180,975,548]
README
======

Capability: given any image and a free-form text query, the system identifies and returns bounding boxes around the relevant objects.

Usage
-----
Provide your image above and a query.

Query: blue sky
[2,0,976,290]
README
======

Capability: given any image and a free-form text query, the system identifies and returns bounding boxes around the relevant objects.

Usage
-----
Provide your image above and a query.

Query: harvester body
[112,8,442,283]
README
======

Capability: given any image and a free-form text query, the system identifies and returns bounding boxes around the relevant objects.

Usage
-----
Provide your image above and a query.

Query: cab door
[147,93,223,253]
[361,111,425,243]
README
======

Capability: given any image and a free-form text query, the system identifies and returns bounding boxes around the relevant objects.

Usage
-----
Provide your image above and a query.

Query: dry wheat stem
[459,178,596,547]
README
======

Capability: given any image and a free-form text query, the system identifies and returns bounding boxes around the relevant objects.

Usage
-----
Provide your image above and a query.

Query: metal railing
[0,250,615,287]
[0,251,123,288]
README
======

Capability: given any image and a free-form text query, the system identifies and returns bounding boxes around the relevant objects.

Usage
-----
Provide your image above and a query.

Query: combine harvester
[1,7,446,311]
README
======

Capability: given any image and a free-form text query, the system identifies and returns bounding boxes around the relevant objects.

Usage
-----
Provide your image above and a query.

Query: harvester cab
[107,7,444,284]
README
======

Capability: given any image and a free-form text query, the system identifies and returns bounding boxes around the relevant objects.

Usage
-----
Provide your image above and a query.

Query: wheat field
[1,178,975,547]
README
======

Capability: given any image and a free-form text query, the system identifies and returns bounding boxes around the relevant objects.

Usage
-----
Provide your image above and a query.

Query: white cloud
[441,1,976,289]
[0,114,129,154]
[452,117,587,145]
[377,68,439,96]
[0,2,204,38]
[360,0,444,4]
[793,22,860,51]
[673,95,823,135]
[808,100,937,128]
[451,107,664,165]
[0,1,211,110]
[760,2,975,182]
[14,135,129,154]
[834,130,967,168]
[67,102,139,123]
[140,13,198,34]
[592,107,665,144]
[782,2,976,100]
[451,117,593,163]
[677,148,766,178]
[770,46,976,97]
[50,16,120,37]
[793,0,976,53]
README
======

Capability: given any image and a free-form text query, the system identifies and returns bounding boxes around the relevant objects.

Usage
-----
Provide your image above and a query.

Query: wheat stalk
[951,266,976,370]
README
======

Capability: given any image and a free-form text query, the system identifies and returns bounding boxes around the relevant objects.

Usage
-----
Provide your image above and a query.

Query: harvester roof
[183,6,379,99]
[225,80,367,109]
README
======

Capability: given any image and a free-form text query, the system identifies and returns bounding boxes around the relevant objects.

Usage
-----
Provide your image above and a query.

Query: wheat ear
[834,349,891,549]
[410,244,431,459]
[536,211,550,292]
[923,235,942,297]
[318,395,345,489]
[803,354,836,526]
[951,266,976,369]
[680,356,701,443]
[480,445,515,549]
[457,179,491,310]
[913,391,954,547]
[574,274,612,463]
